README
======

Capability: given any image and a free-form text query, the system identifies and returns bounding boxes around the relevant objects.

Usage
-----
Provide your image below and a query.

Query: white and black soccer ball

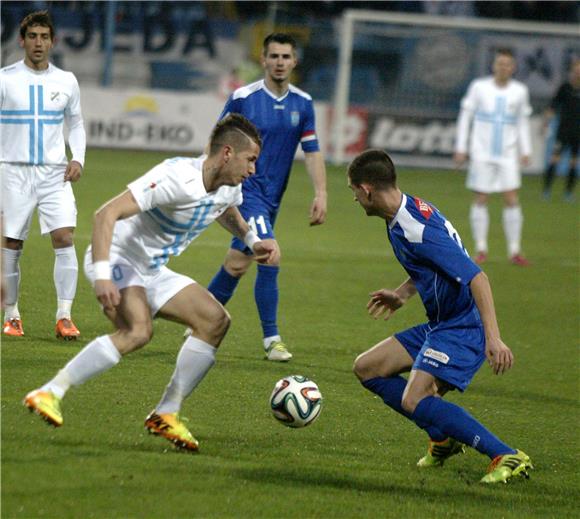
[270,375,322,428]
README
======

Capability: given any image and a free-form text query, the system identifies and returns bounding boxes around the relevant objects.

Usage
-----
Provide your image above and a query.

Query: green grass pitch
[2,148,578,518]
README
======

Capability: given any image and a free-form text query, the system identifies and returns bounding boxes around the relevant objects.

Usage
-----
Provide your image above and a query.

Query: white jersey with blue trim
[111,156,243,274]
[387,194,481,323]
[0,60,85,166]
[455,76,532,163]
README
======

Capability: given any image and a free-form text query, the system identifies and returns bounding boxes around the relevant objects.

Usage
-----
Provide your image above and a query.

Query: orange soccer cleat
[55,318,80,340]
[510,254,531,267]
[3,318,24,337]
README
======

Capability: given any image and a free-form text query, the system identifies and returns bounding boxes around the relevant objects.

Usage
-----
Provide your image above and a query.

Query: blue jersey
[387,194,481,323]
[220,79,320,209]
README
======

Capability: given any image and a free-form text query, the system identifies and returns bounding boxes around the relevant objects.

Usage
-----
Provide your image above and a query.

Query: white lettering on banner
[89,121,193,146]
[80,86,223,152]
[370,118,456,154]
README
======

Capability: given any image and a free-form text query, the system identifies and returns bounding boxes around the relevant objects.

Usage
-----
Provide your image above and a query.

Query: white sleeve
[66,75,86,167]
[455,81,477,154]
[517,86,532,157]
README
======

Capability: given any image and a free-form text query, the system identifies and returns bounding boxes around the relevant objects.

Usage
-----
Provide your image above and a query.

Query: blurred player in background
[24,114,279,452]
[1,10,86,339]
[349,149,532,484]
[542,58,580,202]
[204,32,327,362]
[454,48,532,266]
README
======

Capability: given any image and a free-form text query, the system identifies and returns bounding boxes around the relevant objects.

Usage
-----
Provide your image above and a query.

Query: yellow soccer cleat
[145,411,199,452]
[480,450,533,484]
[3,318,24,337]
[55,318,81,341]
[417,437,466,468]
[265,340,293,362]
[23,389,63,427]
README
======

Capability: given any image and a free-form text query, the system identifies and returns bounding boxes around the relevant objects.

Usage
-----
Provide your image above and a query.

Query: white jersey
[0,60,86,166]
[455,76,532,163]
[111,156,243,274]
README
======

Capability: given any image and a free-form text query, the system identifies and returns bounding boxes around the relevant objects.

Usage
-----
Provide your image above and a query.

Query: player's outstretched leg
[411,396,532,482]
[144,412,199,452]
[480,450,533,484]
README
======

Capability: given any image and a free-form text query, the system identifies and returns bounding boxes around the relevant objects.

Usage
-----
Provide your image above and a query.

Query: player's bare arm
[367,277,417,320]
[304,151,327,226]
[64,160,83,182]
[91,190,142,309]
[470,271,514,375]
[216,207,280,264]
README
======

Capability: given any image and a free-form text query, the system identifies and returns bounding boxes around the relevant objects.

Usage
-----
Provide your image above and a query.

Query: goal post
[332,10,580,166]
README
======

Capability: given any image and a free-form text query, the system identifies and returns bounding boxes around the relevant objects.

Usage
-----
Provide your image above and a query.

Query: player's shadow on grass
[232,466,522,501]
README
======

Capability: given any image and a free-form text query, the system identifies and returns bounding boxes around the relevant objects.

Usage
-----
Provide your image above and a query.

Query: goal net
[330,10,580,168]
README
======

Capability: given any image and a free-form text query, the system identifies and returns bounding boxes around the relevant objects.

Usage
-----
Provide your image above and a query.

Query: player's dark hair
[20,10,55,40]
[348,149,397,190]
[263,33,297,54]
[495,48,514,59]
[209,114,262,156]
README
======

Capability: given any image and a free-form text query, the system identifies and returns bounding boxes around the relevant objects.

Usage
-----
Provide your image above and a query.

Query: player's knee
[4,237,23,250]
[401,394,418,414]
[224,261,249,278]
[353,352,374,381]
[127,324,153,351]
[190,305,231,346]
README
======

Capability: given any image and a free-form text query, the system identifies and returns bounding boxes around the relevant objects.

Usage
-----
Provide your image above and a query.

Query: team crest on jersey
[414,197,433,219]
[291,111,300,126]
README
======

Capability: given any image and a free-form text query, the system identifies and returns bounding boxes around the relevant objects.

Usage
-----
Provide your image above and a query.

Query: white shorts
[1,163,77,239]
[466,160,521,193]
[83,247,195,316]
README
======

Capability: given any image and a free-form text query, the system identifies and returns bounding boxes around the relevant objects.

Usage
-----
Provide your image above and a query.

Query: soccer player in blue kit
[348,149,532,484]
[206,33,327,362]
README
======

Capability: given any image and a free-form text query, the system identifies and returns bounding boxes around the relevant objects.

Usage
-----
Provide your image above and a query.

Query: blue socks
[362,377,446,441]
[208,264,280,339]
[254,264,279,338]
[207,266,240,305]
[411,396,516,459]
[362,376,516,458]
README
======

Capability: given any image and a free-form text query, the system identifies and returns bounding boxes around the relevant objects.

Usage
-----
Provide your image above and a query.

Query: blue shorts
[395,315,486,392]
[231,194,278,254]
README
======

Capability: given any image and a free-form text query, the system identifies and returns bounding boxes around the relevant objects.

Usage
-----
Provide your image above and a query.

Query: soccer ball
[269,375,322,428]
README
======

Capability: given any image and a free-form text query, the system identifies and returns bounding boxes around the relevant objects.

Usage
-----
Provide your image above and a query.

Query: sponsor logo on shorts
[423,348,449,364]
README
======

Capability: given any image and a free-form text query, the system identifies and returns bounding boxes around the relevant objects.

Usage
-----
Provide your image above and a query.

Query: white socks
[155,337,217,415]
[54,246,78,320]
[470,204,523,258]
[2,248,22,320]
[502,205,523,257]
[469,204,489,254]
[41,335,121,398]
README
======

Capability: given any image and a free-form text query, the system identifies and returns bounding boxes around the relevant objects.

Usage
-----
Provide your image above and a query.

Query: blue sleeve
[219,95,239,121]
[300,100,320,153]
[415,222,481,286]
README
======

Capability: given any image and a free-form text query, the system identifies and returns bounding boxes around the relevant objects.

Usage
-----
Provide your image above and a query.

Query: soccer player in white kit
[24,114,280,452]
[454,48,532,266]
[1,11,86,338]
